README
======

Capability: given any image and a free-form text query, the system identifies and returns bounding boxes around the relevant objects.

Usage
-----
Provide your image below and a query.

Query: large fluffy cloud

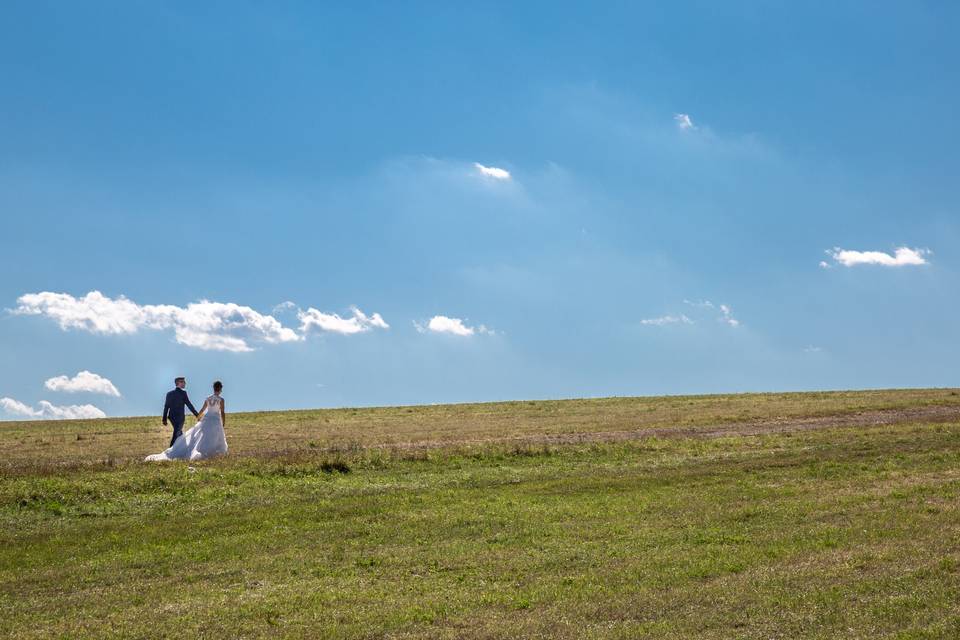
[414,315,494,336]
[14,291,301,352]
[45,371,120,397]
[826,247,930,267]
[298,306,389,335]
[1,397,106,420]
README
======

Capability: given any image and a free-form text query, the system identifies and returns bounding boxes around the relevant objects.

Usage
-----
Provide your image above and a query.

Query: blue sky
[1,2,958,419]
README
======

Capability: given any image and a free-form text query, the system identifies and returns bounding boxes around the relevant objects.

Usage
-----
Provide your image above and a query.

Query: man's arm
[184,393,200,418]
[162,393,170,425]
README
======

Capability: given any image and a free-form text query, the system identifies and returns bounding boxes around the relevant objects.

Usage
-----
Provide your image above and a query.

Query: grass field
[4,388,960,638]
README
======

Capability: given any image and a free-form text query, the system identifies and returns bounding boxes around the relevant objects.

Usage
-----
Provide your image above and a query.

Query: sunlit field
[4,388,960,638]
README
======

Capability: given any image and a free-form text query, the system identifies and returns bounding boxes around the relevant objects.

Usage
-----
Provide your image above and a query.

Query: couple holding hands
[145,377,228,462]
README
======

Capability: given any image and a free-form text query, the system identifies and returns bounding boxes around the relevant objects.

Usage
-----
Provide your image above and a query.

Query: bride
[146,381,228,461]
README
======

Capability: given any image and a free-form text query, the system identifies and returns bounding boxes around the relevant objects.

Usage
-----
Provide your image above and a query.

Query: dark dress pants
[169,418,184,448]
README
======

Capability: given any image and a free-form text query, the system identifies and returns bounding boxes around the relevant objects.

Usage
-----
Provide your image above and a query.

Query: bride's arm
[220,398,226,426]
[196,398,207,422]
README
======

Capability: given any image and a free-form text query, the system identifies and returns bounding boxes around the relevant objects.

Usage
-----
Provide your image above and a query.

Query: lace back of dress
[207,394,221,409]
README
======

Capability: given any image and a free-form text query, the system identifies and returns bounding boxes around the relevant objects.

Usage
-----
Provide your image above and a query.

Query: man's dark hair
[174,377,185,385]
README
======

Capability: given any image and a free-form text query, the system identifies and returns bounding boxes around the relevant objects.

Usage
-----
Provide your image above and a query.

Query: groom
[162,377,200,447]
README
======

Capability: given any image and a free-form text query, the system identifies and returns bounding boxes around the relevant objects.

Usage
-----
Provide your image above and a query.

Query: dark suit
[162,387,199,447]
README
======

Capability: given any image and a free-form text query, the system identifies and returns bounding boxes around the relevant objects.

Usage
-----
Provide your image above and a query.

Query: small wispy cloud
[804,345,823,353]
[44,371,120,397]
[473,163,511,180]
[674,113,696,131]
[272,301,297,314]
[665,299,740,328]
[1,397,106,420]
[719,304,740,328]
[414,315,494,336]
[640,314,694,326]
[825,247,930,268]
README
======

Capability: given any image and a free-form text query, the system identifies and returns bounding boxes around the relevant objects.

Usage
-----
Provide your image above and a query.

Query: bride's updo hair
[213,380,223,393]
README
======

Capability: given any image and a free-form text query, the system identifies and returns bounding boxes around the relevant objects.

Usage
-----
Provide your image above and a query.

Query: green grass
[3,389,960,638]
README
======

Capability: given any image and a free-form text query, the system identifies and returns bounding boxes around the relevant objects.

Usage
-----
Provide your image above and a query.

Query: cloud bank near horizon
[0,397,106,420]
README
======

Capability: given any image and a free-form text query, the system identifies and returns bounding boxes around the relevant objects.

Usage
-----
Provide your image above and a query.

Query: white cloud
[719,304,740,327]
[826,247,930,267]
[0,397,36,418]
[13,291,302,352]
[645,300,739,328]
[473,162,511,180]
[640,314,694,326]
[45,371,120,397]
[298,306,389,335]
[674,113,696,130]
[272,301,297,314]
[804,345,823,353]
[1,397,106,420]
[681,299,739,327]
[414,315,494,336]
[819,261,832,269]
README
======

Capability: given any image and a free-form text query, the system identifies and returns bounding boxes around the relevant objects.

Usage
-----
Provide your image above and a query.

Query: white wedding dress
[145,394,228,461]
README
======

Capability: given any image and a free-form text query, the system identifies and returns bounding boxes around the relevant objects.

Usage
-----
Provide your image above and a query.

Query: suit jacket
[163,388,199,425]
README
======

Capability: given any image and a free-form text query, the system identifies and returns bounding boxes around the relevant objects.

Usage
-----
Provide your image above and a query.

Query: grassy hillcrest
[5,387,960,473]
[3,388,960,638]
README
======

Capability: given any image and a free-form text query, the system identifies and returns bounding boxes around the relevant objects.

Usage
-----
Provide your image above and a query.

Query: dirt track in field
[373,404,960,452]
